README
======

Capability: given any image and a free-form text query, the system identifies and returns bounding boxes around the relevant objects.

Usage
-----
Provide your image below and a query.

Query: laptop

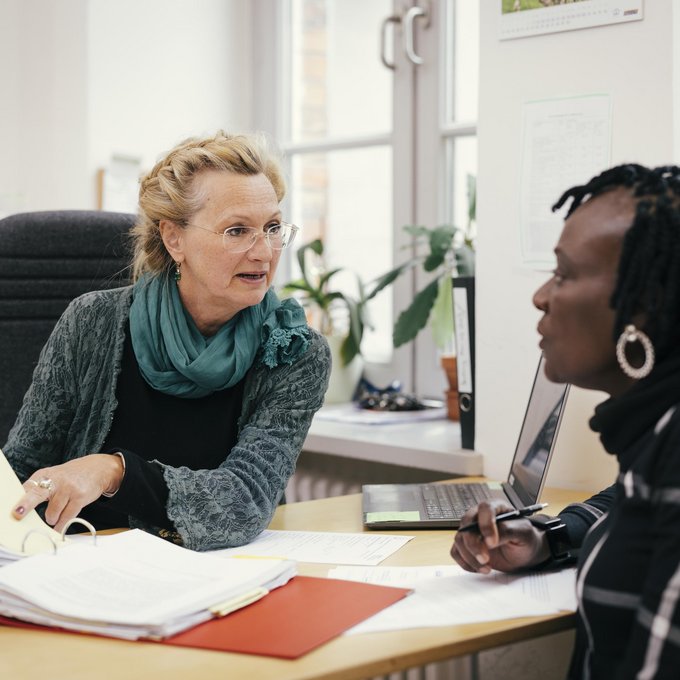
[362,354,570,529]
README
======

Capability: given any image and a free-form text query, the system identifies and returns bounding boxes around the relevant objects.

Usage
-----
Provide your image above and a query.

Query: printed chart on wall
[499,1,643,41]
[519,94,611,269]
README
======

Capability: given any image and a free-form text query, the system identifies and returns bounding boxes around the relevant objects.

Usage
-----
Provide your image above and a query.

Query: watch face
[545,520,571,560]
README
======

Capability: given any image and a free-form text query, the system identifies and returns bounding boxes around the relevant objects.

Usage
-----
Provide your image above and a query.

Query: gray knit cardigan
[5,286,331,551]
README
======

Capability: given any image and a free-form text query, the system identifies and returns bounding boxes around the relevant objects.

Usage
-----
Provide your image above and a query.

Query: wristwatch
[529,516,572,563]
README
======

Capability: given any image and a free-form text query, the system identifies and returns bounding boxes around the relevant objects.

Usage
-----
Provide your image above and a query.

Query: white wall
[0,0,89,215]
[87,0,252,184]
[0,0,252,215]
[476,2,675,490]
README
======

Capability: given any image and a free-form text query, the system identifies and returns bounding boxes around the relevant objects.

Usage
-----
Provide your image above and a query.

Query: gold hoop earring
[615,324,655,379]
[174,261,181,283]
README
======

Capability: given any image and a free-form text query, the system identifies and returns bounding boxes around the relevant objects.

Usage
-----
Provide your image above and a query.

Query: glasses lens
[272,223,297,250]
[222,226,257,253]
[221,224,299,252]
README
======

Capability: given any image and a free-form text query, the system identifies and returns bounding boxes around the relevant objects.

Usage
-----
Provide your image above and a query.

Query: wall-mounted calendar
[499,0,643,41]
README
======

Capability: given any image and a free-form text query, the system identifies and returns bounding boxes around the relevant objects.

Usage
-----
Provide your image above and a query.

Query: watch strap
[529,515,572,563]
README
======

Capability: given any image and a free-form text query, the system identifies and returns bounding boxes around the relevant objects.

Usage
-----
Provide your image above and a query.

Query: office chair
[0,210,135,446]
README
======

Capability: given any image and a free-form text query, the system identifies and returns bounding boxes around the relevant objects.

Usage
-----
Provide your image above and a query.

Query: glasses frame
[187,221,299,253]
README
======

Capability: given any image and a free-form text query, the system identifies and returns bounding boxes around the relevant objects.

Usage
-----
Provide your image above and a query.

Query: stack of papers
[0,529,295,640]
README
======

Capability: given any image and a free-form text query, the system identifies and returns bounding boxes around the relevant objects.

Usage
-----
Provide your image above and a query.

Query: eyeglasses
[188,222,299,253]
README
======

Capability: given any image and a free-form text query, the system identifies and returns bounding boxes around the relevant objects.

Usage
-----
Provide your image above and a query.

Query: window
[254,0,479,396]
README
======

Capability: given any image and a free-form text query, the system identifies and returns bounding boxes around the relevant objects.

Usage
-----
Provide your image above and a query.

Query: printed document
[212,530,413,565]
[328,564,576,634]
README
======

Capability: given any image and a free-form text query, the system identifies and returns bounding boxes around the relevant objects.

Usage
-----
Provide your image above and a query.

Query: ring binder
[17,517,97,559]
[452,276,475,450]
[61,517,97,545]
[21,529,58,555]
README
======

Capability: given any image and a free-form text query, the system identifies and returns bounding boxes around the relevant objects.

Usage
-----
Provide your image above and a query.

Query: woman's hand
[451,499,551,574]
[12,454,125,533]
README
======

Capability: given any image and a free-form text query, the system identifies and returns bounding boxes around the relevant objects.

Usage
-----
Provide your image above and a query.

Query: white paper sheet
[212,530,413,565]
[328,564,576,634]
[519,94,611,267]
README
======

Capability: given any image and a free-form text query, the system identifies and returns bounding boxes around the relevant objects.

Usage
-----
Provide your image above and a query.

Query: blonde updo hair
[131,131,286,280]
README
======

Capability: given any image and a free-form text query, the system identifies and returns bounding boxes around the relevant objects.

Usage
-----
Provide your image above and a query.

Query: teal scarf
[129,274,310,398]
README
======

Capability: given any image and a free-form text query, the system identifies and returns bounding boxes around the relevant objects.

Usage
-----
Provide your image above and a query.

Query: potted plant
[279,238,397,402]
[381,174,477,417]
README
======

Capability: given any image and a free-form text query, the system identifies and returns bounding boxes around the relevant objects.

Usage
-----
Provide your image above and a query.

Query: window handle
[380,15,400,70]
[403,3,430,66]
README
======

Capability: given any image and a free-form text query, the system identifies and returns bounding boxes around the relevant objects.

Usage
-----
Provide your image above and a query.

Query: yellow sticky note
[209,587,269,617]
[487,482,502,490]
[366,511,421,523]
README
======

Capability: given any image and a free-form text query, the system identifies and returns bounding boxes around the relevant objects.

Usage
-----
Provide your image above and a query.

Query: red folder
[0,576,410,659]
[164,575,410,658]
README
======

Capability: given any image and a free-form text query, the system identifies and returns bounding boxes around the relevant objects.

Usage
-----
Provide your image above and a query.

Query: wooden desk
[0,486,587,680]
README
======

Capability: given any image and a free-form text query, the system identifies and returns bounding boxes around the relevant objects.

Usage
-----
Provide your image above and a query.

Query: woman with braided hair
[6,131,330,550]
[451,164,680,678]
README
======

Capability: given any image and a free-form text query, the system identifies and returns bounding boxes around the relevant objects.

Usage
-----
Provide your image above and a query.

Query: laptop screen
[507,355,569,506]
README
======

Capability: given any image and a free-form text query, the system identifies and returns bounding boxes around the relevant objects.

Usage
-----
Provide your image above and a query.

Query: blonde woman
[8,131,330,550]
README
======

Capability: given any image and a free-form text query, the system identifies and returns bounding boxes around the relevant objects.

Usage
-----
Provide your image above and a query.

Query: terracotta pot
[440,355,460,421]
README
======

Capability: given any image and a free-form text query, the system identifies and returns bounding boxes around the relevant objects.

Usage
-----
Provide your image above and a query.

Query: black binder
[452,276,475,449]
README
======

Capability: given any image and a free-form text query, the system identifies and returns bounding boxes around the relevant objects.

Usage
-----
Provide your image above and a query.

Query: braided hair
[552,164,680,360]
[131,131,285,280]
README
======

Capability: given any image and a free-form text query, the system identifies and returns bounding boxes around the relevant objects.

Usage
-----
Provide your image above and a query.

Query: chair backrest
[0,210,136,446]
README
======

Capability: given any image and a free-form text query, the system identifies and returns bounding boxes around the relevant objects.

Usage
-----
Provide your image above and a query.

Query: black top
[567,355,680,679]
[76,323,245,532]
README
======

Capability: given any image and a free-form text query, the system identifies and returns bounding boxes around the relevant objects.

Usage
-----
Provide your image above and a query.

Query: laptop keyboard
[421,484,495,520]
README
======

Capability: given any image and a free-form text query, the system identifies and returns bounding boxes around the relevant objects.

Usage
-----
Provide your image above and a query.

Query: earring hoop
[615,324,655,379]
[174,261,181,283]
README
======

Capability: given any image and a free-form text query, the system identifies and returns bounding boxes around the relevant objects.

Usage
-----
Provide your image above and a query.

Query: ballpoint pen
[457,502,548,533]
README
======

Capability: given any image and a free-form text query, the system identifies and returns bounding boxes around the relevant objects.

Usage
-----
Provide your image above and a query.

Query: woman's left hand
[12,454,125,532]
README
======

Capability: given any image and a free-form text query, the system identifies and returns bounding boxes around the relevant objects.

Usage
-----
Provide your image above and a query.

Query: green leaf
[296,239,324,286]
[423,226,456,272]
[331,292,363,366]
[279,279,314,294]
[431,276,454,351]
[466,173,477,227]
[340,333,360,366]
[403,224,430,239]
[365,260,415,300]
[308,239,324,256]
[392,278,439,347]
[455,244,475,276]
[318,267,343,290]
[323,291,344,302]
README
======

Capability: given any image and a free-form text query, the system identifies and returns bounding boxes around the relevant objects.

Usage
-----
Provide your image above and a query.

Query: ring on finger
[29,478,55,494]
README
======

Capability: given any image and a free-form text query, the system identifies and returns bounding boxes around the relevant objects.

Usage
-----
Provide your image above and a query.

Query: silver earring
[174,261,181,283]
[616,324,655,379]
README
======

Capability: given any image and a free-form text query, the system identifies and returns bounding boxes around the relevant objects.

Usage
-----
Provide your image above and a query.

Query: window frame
[251,0,478,397]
